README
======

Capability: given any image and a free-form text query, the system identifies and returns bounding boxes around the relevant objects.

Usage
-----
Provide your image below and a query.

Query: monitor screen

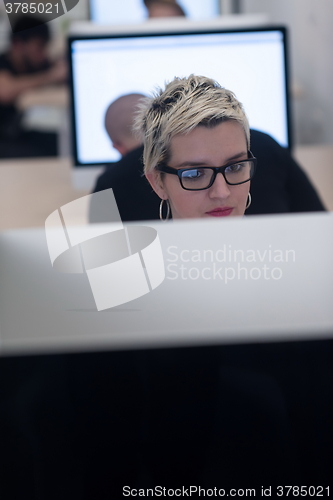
[89,0,220,25]
[69,27,290,166]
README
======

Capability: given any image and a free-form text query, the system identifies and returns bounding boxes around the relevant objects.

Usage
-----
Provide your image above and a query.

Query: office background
[0,0,331,231]
[0,0,331,146]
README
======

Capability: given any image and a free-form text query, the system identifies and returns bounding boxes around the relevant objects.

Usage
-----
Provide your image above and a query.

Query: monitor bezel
[68,25,292,168]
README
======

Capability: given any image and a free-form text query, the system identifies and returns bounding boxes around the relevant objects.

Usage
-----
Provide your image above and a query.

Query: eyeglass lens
[180,161,254,189]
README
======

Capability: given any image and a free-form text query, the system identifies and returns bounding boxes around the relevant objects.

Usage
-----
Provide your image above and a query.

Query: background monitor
[89,0,220,25]
[69,26,291,167]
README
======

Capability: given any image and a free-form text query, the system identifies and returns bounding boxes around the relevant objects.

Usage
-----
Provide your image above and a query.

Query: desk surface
[0,144,332,230]
[0,157,89,230]
[17,85,69,111]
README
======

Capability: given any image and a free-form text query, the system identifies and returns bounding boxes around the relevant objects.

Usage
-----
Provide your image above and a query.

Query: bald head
[105,93,145,156]
[144,0,186,18]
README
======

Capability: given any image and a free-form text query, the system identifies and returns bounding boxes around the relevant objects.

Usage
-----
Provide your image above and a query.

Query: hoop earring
[246,192,252,210]
[159,199,170,221]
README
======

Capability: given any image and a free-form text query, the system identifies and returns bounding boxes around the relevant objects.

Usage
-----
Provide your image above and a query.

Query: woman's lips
[206,207,233,217]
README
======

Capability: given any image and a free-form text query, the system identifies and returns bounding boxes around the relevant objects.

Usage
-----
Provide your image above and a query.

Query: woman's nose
[208,172,231,198]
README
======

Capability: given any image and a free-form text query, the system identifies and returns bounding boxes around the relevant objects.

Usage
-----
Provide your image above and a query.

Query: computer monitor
[1,213,332,494]
[1,211,332,352]
[89,0,220,25]
[69,25,291,167]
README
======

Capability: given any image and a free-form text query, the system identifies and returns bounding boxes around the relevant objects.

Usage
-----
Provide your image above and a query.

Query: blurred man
[0,15,67,157]
[104,93,144,157]
[90,93,161,222]
[144,0,186,18]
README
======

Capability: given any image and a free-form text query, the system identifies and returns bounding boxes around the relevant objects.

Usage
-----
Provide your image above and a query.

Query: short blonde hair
[134,75,250,174]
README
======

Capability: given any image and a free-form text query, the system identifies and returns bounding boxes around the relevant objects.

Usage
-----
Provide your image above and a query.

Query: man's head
[134,74,250,175]
[144,0,186,18]
[105,93,146,156]
[11,15,50,69]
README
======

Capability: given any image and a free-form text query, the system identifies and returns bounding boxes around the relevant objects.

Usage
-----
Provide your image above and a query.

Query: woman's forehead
[168,122,247,167]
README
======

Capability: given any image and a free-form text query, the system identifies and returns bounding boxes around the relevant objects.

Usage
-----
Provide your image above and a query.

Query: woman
[134,74,256,220]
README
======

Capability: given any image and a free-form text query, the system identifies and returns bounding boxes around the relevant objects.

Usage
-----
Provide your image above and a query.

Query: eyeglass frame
[156,150,257,191]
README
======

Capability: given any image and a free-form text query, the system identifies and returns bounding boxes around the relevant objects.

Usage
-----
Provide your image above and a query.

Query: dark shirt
[90,145,160,222]
[90,131,325,223]
[0,52,50,138]
[248,130,325,214]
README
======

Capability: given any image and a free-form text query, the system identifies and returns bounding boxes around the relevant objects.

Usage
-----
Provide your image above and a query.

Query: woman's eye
[225,163,243,173]
[182,169,204,180]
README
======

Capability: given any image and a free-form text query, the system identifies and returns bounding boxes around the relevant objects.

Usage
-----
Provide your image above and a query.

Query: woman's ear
[145,170,168,200]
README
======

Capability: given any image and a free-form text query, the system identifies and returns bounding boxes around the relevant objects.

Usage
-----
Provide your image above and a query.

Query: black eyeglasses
[156,151,257,191]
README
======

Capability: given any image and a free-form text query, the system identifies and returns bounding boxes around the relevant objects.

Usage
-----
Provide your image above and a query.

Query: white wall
[242,0,333,145]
